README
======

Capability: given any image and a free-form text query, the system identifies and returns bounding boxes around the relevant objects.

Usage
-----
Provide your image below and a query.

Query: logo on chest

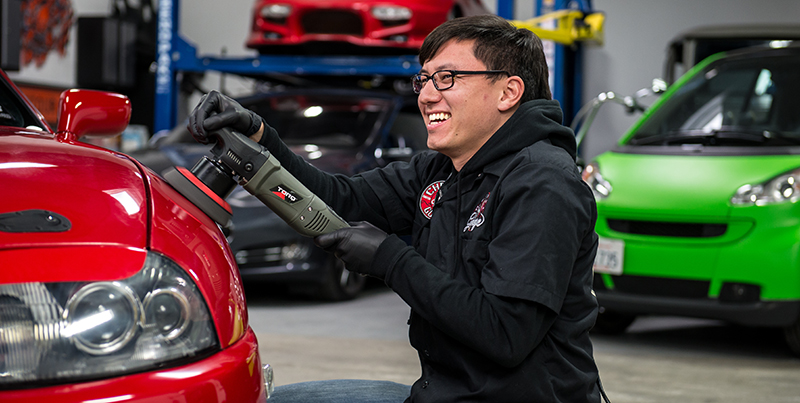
[419,180,444,220]
[464,192,491,232]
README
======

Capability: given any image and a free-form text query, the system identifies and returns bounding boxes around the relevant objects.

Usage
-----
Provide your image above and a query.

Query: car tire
[317,256,367,301]
[592,308,637,335]
[783,318,800,356]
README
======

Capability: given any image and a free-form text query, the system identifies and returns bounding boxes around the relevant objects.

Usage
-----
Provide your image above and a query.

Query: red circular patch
[419,180,444,219]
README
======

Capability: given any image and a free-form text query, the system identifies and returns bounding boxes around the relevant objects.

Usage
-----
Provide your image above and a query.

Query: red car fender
[140,165,249,348]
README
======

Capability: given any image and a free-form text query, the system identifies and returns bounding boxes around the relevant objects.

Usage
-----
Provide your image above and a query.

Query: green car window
[631,53,800,146]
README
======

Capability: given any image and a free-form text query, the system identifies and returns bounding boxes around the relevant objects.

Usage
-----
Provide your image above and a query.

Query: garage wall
[581,0,800,161]
[7,0,109,87]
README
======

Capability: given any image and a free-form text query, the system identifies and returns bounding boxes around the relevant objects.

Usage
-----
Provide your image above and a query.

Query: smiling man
[189,14,603,403]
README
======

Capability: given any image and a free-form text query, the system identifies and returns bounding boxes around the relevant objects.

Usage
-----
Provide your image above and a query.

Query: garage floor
[246,285,800,402]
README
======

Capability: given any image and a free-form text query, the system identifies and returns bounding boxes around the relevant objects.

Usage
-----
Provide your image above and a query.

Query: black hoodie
[261,99,601,402]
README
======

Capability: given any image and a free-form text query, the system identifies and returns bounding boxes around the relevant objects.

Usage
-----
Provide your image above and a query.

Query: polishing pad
[163,166,233,227]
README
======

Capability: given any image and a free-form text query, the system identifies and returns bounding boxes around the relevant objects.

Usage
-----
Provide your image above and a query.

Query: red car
[0,71,271,402]
[246,0,490,54]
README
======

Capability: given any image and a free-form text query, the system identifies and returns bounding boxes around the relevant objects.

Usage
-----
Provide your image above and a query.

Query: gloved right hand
[187,90,264,144]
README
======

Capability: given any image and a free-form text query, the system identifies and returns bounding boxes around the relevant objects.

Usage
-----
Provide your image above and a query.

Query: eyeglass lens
[412,71,454,93]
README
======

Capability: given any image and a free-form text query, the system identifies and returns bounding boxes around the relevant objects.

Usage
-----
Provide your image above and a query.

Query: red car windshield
[0,78,41,129]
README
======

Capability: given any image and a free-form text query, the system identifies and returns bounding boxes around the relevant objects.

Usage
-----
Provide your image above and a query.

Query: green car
[582,43,800,353]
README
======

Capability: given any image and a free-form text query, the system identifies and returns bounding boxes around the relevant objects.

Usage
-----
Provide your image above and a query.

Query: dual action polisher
[162,127,348,237]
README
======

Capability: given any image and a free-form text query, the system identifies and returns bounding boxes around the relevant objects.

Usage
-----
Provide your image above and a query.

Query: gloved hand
[187,90,264,144]
[314,221,389,279]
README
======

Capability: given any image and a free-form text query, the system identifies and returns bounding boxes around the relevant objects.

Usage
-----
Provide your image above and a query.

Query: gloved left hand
[314,221,389,279]
[187,90,264,144]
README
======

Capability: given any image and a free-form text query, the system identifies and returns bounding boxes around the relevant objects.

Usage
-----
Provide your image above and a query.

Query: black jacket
[261,99,600,402]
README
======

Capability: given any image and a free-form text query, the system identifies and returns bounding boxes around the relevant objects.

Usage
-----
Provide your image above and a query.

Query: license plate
[593,237,624,275]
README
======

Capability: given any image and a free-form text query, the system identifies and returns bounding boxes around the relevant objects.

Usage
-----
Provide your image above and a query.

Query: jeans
[268,379,411,403]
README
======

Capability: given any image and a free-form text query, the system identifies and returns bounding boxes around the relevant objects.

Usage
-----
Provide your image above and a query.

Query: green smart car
[582,43,800,353]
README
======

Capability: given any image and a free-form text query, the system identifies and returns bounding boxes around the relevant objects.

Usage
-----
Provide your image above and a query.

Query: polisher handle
[241,154,349,237]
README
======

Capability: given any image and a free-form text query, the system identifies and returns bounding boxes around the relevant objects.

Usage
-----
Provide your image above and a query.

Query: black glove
[314,221,389,279]
[187,90,264,144]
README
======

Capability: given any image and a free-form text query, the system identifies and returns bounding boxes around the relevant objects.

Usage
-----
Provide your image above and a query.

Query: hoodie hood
[460,99,576,175]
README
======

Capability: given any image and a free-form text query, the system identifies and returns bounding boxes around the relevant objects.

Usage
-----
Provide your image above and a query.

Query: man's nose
[417,79,441,103]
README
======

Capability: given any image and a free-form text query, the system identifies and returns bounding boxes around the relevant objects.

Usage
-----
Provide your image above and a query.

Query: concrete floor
[246,285,800,403]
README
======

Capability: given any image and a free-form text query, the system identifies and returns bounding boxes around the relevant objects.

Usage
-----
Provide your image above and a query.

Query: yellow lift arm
[510,10,605,46]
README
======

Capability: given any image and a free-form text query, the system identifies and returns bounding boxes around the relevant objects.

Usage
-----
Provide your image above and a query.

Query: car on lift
[0,71,271,401]
[133,88,427,300]
[582,43,800,354]
[245,0,490,55]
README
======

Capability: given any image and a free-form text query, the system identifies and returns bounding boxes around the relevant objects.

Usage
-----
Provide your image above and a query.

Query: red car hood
[0,131,148,282]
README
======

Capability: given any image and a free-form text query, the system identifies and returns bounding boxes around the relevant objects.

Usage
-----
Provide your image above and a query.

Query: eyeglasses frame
[411,70,511,94]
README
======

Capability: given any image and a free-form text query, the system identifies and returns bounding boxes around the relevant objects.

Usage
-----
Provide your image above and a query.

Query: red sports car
[0,70,271,402]
[246,0,490,54]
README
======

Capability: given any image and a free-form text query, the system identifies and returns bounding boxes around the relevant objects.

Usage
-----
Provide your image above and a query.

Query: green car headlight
[0,252,218,387]
[732,167,800,205]
[581,162,613,200]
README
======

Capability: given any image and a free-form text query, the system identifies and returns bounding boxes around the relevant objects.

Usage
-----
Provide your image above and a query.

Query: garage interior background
[6,0,800,161]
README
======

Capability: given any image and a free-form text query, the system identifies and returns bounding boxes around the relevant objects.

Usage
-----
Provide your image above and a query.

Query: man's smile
[427,112,452,128]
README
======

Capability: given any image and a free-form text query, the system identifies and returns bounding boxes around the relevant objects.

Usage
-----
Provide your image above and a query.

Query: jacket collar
[458,99,576,176]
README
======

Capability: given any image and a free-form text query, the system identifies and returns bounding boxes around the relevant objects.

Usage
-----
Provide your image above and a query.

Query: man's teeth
[428,113,451,123]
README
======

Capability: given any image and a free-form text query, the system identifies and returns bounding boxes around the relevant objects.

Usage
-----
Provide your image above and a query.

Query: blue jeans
[268,379,411,403]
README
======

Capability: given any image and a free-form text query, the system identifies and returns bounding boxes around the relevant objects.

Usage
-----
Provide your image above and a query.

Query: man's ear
[498,76,524,112]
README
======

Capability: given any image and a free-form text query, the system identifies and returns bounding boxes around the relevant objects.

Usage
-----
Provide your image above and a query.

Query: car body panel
[1,130,148,252]
[0,246,148,284]
[588,45,800,329]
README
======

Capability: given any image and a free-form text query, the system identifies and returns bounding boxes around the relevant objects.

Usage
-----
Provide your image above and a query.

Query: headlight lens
[260,4,292,19]
[581,162,613,200]
[64,282,142,355]
[732,167,800,205]
[0,252,217,386]
[371,6,412,21]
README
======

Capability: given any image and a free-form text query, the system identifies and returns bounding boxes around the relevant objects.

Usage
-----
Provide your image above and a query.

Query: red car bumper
[0,329,268,403]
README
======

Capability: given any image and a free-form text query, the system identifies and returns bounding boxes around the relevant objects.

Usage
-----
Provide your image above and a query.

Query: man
[189,14,602,403]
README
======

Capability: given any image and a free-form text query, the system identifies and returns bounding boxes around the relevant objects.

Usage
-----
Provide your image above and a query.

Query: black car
[133,88,427,300]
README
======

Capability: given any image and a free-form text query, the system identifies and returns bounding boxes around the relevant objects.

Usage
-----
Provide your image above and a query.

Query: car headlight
[0,252,218,386]
[732,167,800,205]
[260,4,292,20]
[371,6,412,21]
[581,162,612,200]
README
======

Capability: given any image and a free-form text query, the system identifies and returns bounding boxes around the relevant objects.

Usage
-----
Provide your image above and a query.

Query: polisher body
[242,155,349,237]
[164,127,348,237]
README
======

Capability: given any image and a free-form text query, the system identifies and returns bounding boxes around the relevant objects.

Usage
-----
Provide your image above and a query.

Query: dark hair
[419,15,551,102]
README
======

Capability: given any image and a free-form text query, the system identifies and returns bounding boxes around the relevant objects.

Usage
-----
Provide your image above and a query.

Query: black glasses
[411,70,510,94]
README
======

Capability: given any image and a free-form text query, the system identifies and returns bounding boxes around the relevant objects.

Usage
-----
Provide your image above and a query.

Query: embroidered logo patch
[419,180,444,219]
[464,192,491,232]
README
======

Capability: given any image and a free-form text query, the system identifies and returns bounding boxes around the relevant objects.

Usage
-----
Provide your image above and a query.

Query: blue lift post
[153,0,589,132]
[534,0,593,125]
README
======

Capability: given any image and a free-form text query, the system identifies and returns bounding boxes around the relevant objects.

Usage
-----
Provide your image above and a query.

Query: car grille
[594,274,710,299]
[607,219,727,238]
[301,10,363,35]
